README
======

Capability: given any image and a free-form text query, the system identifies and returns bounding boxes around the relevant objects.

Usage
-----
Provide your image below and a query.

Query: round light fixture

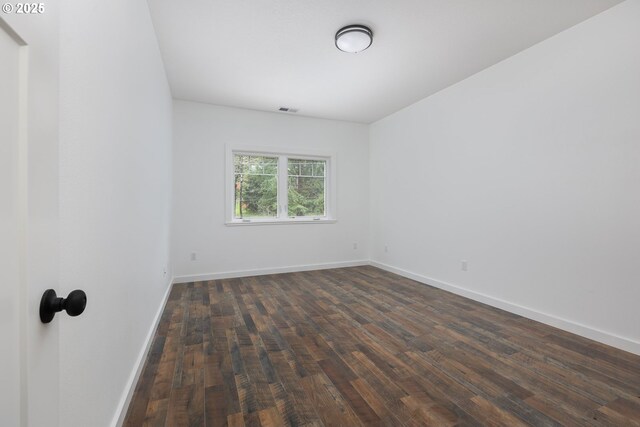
[335,25,373,53]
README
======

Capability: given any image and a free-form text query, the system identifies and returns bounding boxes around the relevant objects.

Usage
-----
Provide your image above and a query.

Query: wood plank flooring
[123,266,640,426]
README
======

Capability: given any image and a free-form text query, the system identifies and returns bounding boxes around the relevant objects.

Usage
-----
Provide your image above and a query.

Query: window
[226,146,336,224]
[287,158,326,217]
[234,154,278,219]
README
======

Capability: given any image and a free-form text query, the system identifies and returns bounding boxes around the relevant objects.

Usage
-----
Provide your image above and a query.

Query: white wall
[58,0,173,425]
[370,1,640,354]
[171,101,369,280]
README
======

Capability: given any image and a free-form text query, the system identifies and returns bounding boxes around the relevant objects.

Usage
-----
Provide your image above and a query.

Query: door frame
[0,15,28,427]
[1,11,60,427]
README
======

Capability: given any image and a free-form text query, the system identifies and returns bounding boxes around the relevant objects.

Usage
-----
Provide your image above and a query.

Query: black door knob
[39,289,87,323]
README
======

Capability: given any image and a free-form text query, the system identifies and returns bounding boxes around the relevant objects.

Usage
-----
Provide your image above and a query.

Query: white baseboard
[111,277,174,427]
[172,260,369,284]
[369,260,640,356]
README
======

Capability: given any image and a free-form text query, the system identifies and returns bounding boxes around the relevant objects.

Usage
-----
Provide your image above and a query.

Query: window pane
[287,158,325,217]
[234,154,278,218]
[287,162,300,176]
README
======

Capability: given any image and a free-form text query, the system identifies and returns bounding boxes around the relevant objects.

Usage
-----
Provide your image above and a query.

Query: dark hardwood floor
[124,266,640,426]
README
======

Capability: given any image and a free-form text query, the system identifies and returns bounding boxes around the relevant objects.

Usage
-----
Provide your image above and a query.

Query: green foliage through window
[287,159,325,217]
[233,153,327,219]
[234,155,278,218]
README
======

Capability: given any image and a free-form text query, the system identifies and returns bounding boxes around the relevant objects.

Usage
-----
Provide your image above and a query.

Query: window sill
[225,218,337,226]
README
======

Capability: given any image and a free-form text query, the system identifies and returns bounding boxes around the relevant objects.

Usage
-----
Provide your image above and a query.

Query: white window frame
[225,145,337,225]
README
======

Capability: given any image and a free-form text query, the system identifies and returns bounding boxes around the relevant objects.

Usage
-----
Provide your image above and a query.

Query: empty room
[1,0,639,426]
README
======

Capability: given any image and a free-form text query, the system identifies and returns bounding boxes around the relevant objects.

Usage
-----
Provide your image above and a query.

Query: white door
[0,15,60,427]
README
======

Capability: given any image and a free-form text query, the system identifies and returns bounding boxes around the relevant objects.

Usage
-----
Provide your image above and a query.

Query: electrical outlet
[190,252,197,261]
[353,243,358,250]
[461,260,468,271]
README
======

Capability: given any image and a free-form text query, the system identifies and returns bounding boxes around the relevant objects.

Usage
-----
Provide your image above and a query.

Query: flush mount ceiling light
[335,24,373,53]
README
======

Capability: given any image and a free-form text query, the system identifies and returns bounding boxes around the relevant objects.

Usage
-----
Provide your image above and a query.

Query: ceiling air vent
[278,107,298,113]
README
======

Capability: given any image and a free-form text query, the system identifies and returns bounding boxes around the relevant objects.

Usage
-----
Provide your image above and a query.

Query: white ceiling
[147,0,622,123]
